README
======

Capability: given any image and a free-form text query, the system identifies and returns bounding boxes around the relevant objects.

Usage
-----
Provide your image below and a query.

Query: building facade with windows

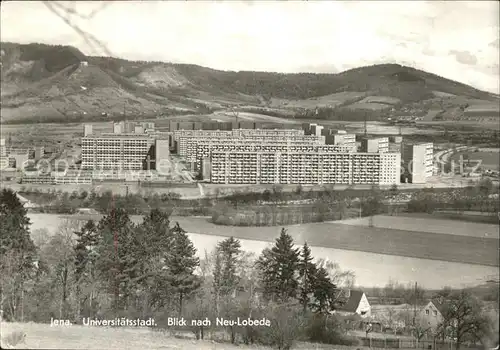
[402,142,433,183]
[208,149,400,185]
[324,130,357,152]
[178,134,325,162]
[191,137,330,168]
[173,128,309,155]
[380,152,401,185]
[360,137,389,153]
[81,134,156,171]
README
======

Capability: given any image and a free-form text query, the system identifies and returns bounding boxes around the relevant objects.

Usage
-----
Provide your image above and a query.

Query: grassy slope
[1,322,349,350]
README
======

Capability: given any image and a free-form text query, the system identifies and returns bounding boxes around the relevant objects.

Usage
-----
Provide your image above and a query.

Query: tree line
[1,188,362,349]
[19,179,499,228]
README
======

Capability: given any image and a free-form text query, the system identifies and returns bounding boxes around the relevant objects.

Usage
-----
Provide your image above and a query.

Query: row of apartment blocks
[170,122,432,185]
[21,169,163,185]
[22,170,93,185]
[84,121,157,137]
[206,151,401,185]
[182,123,400,185]
[173,126,361,166]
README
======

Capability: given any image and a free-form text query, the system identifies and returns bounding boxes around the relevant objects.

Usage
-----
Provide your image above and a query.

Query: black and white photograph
[0,1,499,349]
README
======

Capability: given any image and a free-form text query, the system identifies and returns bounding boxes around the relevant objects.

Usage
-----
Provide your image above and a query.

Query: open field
[336,215,499,239]
[450,150,500,171]
[346,102,391,110]
[27,214,500,267]
[269,91,367,109]
[212,111,298,124]
[0,321,342,350]
[357,96,401,105]
[27,213,500,289]
[418,120,500,130]
[399,211,499,225]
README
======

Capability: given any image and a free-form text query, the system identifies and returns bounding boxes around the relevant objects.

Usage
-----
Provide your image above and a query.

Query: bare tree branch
[42,1,113,57]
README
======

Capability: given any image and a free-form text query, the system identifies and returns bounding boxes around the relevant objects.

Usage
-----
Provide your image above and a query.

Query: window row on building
[207,151,401,185]
[190,137,331,167]
[81,135,156,170]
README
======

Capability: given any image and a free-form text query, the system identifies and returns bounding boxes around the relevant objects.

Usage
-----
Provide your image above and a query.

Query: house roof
[338,290,365,313]
[429,298,448,315]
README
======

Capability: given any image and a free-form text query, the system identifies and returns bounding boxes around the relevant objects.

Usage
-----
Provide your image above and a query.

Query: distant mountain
[1,42,498,124]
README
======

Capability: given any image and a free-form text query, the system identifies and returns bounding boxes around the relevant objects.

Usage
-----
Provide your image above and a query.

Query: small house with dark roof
[416,299,445,331]
[336,289,372,318]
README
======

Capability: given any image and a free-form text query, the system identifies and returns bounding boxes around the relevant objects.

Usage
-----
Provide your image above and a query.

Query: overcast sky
[1,1,499,93]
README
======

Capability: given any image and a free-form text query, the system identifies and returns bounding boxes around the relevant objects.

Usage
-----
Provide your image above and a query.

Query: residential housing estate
[14,120,433,186]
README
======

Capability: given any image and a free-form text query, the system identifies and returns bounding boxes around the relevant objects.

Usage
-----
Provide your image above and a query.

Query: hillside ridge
[1,42,498,124]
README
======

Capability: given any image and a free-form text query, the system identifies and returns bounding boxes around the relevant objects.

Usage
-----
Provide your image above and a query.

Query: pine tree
[213,237,242,343]
[136,209,174,313]
[74,220,98,279]
[95,208,140,311]
[257,228,299,303]
[0,189,37,321]
[298,242,317,312]
[165,222,200,316]
[213,250,222,314]
[311,266,339,314]
[0,189,36,257]
[74,220,97,318]
[139,209,173,258]
[217,237,242,296]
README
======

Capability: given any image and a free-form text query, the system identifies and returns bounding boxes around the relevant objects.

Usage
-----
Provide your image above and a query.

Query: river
[27,213,499,289]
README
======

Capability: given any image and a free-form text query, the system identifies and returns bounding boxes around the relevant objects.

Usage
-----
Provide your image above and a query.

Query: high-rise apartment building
[196,142,350,171]
[380,153,401,185]
[0,139,8,170]
[208,150,400,185]
[8,149,30,170]
[389,136,403,144]
[0,138,6,157]
[84,124,93,136]
[81,134,156,170]
[113,122,124,134]
[172,128,306,153]
[177,133,322,160]
[193,136,324,162]
[401,142,433,183]
[325,130,357,152]
[154,139,170,172]
[360,137,389,153]
[123,121,135,133]
[34,146,45,161]
[309,124,324,137]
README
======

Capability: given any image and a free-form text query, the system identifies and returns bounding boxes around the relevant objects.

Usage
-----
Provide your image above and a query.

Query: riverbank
[27,213,499,289]
[28,213,499,267]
